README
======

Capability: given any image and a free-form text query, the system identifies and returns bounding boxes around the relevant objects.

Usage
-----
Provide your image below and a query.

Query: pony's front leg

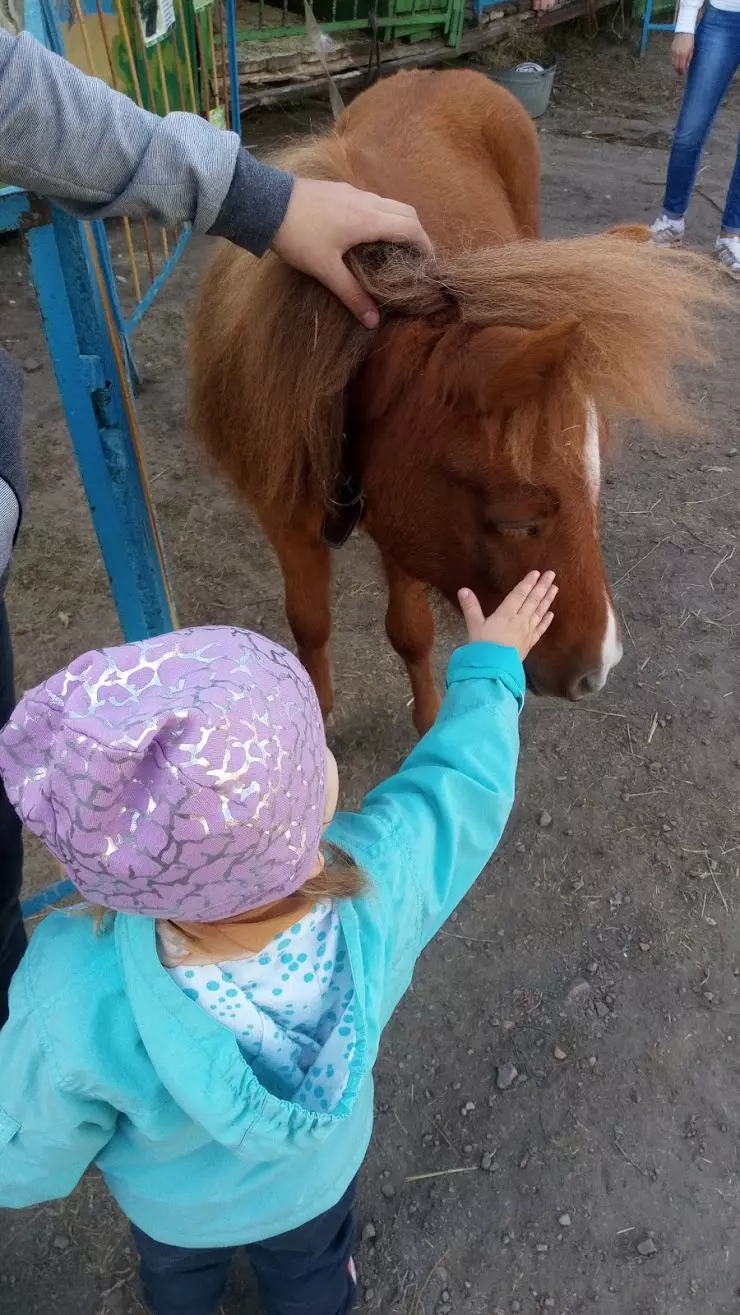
[258,508,334,721]
[383,557,441,737]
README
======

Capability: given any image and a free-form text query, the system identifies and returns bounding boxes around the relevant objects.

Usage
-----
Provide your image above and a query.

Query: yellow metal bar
[70,0,142,301]
[69,0,97,73]
[170,29,187,109]
[127,13,170,259]
[194,15,211,115]
[155,40,171,114]
[140,217,156,282]
[93,3,155,285]
[122,217,143,303]
[175,0,199,113]
[140,39,159,112]
[113,0,144,105]
[94,0,117,81]
[207,5,221,104]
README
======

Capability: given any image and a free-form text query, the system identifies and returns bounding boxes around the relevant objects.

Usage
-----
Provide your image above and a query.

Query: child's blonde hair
[83,841,367,934]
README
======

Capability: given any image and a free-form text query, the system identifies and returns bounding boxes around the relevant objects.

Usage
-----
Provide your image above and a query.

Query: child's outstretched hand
[458,571,557,660]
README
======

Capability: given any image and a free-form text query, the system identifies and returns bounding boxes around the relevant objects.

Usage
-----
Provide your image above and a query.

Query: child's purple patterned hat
[0,627,327,920]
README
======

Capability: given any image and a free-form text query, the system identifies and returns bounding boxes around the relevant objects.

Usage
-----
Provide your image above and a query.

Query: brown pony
[190,68,717,733]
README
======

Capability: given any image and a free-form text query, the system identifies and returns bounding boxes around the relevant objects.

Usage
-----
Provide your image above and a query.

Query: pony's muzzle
[567,670,605,701]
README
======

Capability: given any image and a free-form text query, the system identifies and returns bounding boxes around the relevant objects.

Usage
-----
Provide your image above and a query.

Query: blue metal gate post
[639,0,676,53]
[225,0,241,127]
[21,197,178,643]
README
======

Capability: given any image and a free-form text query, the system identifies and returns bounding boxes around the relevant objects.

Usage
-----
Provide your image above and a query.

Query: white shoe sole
[717,255,740,281]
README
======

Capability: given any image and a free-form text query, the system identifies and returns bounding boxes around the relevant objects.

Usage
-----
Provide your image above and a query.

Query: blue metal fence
[638,0,676,53]
[11,0,241,915]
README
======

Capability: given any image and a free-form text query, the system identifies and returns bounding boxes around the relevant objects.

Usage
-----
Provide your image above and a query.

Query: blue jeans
[663,3,740,233]
[130,1177,358,1315]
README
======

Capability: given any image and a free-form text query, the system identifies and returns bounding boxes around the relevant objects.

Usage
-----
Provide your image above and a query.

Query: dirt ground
[2,25,740,1315]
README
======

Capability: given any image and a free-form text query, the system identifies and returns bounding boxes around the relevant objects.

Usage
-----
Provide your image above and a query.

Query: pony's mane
[189,134,723,512]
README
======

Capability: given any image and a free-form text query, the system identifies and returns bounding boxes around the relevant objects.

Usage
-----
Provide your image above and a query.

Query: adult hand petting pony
[458,571,558,661]
[271,177,433,329]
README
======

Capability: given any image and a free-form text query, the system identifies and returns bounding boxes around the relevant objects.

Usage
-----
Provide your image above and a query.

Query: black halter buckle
[321,474,365,549]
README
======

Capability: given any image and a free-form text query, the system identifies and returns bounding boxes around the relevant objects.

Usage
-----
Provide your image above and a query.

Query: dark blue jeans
[0,602,24,1028]
[663,4,740,233]
[130,1177,358,1315]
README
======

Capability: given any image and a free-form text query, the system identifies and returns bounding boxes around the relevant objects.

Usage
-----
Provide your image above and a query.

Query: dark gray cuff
[207,147,294,256]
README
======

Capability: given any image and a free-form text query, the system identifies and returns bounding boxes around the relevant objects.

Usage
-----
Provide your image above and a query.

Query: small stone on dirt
[22,357,42,374]
[441,1291,450,1303]
[496,1062,518,1090]
[565,979,591,1006]
[51,1234,68,1251]
[362,1223,377,1244]
[381,1182,396,1199]
[594,1000,610,1018]
[558,1213,572,1227]
[481,1151,494,1171]
[538,811,553,828]
[639,941,652,952]
[536,1243,549,1253]
[637,1239,658,1257]
[364,1288,375,1303]
[553,1046,567,1061]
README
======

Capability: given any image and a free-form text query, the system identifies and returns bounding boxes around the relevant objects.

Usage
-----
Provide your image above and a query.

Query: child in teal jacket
[0,571,556,1315]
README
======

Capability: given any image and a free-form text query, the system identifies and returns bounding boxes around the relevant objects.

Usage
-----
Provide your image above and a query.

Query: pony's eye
[486,520,539,539]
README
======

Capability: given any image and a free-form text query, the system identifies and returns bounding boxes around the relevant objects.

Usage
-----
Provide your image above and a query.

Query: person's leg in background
[654,8,740,244]
[716,131,740,277]
[715,16,740,278]
[130,1223,237,1315]
[247,1177,358,1315]
[721,133,740,237]
[0,601,24,1028]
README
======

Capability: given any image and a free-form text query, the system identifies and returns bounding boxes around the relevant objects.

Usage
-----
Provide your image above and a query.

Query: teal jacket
[0,642,524,1247]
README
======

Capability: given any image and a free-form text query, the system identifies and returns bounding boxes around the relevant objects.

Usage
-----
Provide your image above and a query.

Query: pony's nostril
[568,671,602,701]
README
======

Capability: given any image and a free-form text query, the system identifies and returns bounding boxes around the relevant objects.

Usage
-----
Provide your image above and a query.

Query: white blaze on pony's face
[583,399,623,692]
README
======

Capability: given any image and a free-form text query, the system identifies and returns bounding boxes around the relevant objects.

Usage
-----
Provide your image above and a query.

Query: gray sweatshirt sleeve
[0,29,293,255]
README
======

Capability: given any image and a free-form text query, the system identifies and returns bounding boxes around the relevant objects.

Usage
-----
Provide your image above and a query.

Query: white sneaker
[650,214,685,246]
[716,234,740,281]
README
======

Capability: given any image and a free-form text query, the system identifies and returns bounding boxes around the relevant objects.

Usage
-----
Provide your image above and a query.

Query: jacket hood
[114,911,370,1157]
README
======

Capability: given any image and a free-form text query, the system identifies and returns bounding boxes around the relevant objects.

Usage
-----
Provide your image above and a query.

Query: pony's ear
[604,223,653,244]
[459,316,581,413]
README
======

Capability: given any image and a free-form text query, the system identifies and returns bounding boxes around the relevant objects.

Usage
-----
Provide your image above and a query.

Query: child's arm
[329,573,556,1015]
[0,954,117,1206]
